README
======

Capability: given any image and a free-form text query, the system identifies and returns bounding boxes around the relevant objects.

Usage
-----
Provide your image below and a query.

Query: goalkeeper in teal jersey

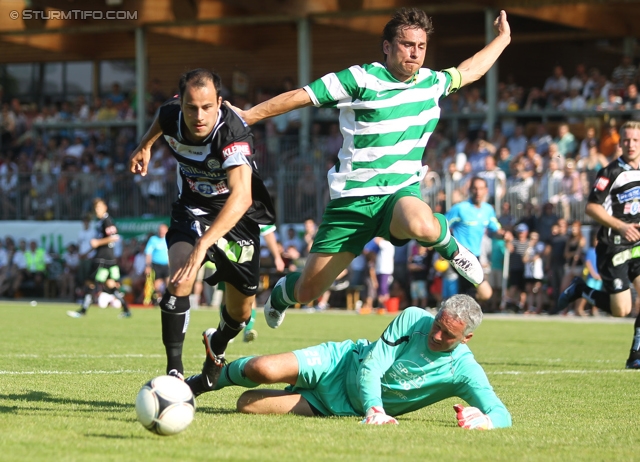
[201,294,511,429]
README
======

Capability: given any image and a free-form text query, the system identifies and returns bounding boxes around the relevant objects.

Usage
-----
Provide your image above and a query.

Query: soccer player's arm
[455,10,511,88]
[232,89,313,126]
[357,308,423,424]
[129,113,163,176]
[198,147,253,252]
[91,219,120,248]
[585,170,631,237]
[453,362,512,429]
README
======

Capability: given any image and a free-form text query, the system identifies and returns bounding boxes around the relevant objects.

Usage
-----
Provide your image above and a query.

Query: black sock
[210,305,248,356]
[113,290,130,312]
[159,292,191,375]
[582,288,612,314]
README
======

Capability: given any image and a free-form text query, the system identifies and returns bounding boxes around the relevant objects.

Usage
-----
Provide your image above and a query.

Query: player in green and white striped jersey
[228,8,511,329]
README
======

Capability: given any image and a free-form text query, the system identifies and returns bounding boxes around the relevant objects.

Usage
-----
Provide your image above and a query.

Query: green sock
[269,272,302,313]
[214,356,259,390]
[418,213,458,260]
[245,307,256,331]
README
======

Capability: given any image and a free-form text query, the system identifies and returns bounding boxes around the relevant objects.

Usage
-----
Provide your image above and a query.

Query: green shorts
[311,183,422,255]
[288,340,360,417]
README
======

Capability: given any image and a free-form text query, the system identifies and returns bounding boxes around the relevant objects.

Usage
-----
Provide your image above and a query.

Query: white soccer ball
[135,375,196,436]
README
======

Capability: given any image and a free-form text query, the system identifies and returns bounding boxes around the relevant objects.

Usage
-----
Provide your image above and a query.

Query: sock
[245,307,256,332]
[214,356,259,390]
[270,272,302,313]
[113,290,130,313]
[582,288,612,314]
[418,213,458,260]
[210,305,248,356]
[159,292,191,375]
[629,315,640,360]
[80,292,92,312]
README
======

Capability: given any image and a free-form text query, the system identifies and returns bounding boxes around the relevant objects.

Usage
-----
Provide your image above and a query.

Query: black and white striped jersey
[588,156,640,247]
[157,97,275,225]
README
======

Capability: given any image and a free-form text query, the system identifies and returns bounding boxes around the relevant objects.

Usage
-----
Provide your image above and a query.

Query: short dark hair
[382,8,433,54]
[178,68,221,99]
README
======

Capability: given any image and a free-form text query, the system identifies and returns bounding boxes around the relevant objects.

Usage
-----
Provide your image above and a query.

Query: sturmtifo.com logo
[10,10,138,20]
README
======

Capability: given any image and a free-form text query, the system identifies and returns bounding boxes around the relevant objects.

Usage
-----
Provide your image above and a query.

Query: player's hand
[360,406,398,425]
[224,101,251,123]
[129,145,152,176]
[453,404,494,430]
[274,255,285,273]
[171,245,207,287]
[617,222,640,242]
[493,10,511,39]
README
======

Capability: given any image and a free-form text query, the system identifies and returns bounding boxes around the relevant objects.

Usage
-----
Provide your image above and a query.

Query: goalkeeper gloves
[453,404,494,430]
[360,406,399,425]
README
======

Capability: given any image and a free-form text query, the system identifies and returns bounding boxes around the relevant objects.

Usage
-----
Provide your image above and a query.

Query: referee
[145,224,170,302]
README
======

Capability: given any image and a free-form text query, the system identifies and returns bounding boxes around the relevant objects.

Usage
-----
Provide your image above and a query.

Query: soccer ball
[135,375,196,436]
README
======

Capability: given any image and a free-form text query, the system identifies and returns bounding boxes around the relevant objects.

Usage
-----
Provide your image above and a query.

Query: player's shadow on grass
[195,405,237,415]
[85,433,146,440]
[0,390,132,413]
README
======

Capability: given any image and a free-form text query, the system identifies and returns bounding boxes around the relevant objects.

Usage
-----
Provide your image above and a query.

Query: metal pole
[297,17,311,159]
[484,8,497,139]
[135,26,147,141]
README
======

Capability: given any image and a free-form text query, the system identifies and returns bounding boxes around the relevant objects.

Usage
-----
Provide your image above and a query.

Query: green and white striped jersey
[304,63,454,199]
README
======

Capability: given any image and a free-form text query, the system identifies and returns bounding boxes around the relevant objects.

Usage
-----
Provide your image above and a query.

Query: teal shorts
[311,183,422,255]
[288,340,360,417]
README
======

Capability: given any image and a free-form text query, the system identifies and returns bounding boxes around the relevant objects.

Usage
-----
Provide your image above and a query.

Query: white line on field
[0,369,145,375]
[489,369,634,375]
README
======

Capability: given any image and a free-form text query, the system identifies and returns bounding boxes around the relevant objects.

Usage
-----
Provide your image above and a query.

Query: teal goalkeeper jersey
[304,63,454,200]
[347,308,511,428]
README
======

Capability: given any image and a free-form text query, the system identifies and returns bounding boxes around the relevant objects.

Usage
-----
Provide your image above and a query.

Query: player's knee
[236,390,262,414]
[246,356,283,383]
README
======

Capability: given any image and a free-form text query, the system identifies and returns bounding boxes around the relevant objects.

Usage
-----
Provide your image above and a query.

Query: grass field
[1,301,639,462]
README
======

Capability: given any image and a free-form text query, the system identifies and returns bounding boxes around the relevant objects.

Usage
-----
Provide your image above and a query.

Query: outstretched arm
[226,89,313,125]
[458,10,511,88]
[129,115,163,177]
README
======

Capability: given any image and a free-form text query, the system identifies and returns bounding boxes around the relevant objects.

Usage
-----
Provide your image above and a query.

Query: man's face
[180,80,222,143]
[383,26,427,82]
[470,180,487,205]
[94,201,107,219]
[428,312,472,353]
[620,127,640,165]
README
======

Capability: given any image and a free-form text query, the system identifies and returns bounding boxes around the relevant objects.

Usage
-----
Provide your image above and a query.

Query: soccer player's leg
[625,268,640,368]
[104,265,131,318]
[388,187,483,286]
[266,252,355,329]
[186,286,254,396]
[67,262,101,318]
[160,240,198,379]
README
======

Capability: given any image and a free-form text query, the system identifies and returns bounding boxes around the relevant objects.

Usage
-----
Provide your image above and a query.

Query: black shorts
[166,201,261,296]
[458,276,477,296]
[596,242,640,294]
[89,259,120,284]
[508,269,526,291]
[152,263,170,280]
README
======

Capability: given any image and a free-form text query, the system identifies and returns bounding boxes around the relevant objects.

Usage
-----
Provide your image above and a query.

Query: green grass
[1,302,640,461]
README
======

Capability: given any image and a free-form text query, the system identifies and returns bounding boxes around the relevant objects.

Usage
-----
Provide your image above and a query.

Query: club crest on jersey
[207,158,221,170]
[222,142,251,159]
[594,177,609,191]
